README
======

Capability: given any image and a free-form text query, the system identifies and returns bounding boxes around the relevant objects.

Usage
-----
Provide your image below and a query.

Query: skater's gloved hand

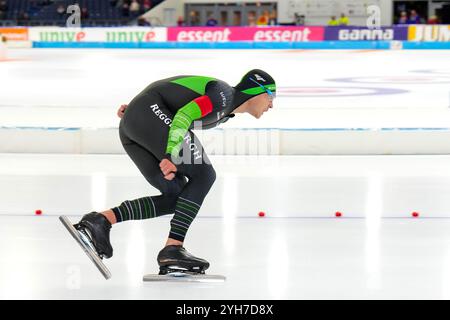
[160,158,177,180]
[117,104,128,119]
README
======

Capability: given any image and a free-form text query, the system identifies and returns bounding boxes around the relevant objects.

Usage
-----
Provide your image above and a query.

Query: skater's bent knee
[208,167,216,185]
[156,174,187,196]
[199,165,216,188]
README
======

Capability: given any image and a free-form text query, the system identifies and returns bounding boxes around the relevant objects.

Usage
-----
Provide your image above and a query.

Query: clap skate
[59,212,113,280]
[143,245,225,282]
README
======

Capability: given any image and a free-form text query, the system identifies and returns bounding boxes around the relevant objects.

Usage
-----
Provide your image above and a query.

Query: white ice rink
[1,48,450,128]
[1,48,450,299]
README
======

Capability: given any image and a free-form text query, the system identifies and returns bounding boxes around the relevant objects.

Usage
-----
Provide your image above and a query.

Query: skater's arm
[165,96,212,158]
[160,97,211,181]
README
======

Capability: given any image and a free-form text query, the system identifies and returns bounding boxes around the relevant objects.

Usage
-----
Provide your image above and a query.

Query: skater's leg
[106,122,187,224]
[157,137,216,274]
[166,131,216,243]
[74,130,186,259]
[72,93,189,261]
[120,101,216,244]
[115,95,215,272]
[110,93,216,247]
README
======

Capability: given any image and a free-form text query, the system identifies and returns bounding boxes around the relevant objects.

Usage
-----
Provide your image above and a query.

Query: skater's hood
[232,69,276,108]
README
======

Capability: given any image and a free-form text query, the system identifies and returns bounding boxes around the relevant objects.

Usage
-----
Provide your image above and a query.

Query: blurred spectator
[56,4,66,17]
[427,15,439,24]
[248,12,256,26]
[257,10,269,25]
[18,11,30,24]
[328,16,339,26]
[110,0,118,7]
[81,7,89,19]
[121,2,129,17]
[177,16,184,27]
[29,0,40,14]
[339,13,349,25]
[188,10,200,26]
[130,0,140,17]
[268,10,277,25]
[294,13,305,26]
[408,10,421,24]
[0,0,7,20]
[0,1,8,12]
[142,0,152,13]
[206,15,218,26]
[398,11,408,24]
[137,17,150,26]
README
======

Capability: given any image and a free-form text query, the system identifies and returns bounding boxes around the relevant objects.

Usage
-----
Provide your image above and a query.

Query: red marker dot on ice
[412,212,419,218]
[258,211,265,218]
[35,210,42,215]
[335,211,342,217]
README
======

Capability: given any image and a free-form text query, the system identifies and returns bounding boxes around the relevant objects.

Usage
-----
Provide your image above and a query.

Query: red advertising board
[168,27,325,42]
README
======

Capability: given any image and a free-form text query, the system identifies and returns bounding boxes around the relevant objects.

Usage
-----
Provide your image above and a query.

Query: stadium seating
[2,0,164,26]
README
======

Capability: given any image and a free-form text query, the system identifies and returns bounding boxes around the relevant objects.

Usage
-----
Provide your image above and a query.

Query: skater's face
[248,93,274,119]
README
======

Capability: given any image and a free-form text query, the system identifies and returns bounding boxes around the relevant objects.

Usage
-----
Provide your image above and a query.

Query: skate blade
[143,273,226,283]
[59,215,112,280]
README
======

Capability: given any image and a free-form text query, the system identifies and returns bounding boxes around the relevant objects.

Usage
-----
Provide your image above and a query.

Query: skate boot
[74,212,113,259]
[157,245,210,275]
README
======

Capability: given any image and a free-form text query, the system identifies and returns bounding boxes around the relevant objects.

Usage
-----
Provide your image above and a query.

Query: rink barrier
[5,25,449,49]
[1,126,450,155]
[31,41,450,49]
